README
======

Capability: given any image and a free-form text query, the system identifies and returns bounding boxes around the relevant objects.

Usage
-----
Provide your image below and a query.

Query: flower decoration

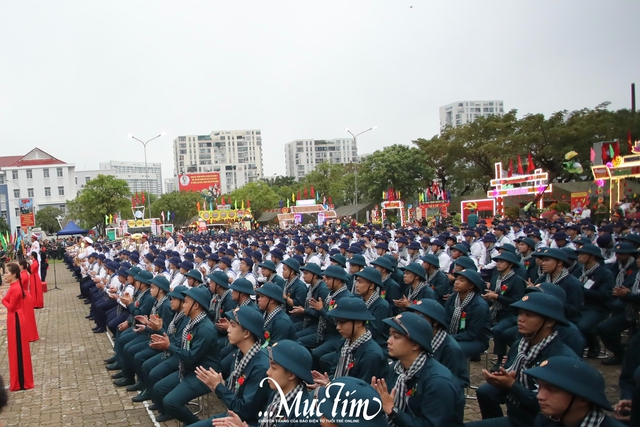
[347,362,354,370]
[237,375,245,389]
[500,285,507,294]
[406,386,417,397]
[606,162,613,168]
[596,179,605,188]
[380,290,386,299]
[329,299,336,310]
[613,156,623,167]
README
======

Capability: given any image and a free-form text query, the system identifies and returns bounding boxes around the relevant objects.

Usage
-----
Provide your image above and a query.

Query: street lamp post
[345,126,377,222]
[128,133,165,226]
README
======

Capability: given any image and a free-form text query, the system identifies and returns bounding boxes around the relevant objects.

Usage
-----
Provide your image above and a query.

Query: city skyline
[0,1,638,184]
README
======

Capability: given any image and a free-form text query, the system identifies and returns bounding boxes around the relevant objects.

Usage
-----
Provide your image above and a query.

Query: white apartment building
[439,100,505,128]
[164,178,176,193]
[284,138,358,179]
[0,148,76,231]
[99,160,163,196]
[172,129,263,193]
[74,169,116,193]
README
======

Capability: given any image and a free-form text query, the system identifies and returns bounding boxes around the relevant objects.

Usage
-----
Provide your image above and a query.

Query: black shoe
[148,403,161,411]
[601,355,623,366]
[113,377,135,387]
[84,300,91,305]
[126,381,144,392]
[111,371,125,379]
[106,362,121,371]
[104,355,117,364]
[85,315,93,319]
[93,328,106,333]
[586,350,600,359]
[470,354,481,362]
[77,294,84,299]
[155,413,174,422]
[132,391,151,403]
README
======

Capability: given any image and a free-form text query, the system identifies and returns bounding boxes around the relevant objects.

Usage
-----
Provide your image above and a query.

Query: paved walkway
[0,263,626,425]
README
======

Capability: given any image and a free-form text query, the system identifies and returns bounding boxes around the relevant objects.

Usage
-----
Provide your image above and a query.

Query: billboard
[20,198,35,228]
[178,173,221,196]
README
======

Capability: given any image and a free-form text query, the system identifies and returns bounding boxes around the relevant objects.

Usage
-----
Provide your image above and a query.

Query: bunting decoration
[303,187,308,199]
[310,186,315,198]
[508,159,513,177]
[141,192,146,205]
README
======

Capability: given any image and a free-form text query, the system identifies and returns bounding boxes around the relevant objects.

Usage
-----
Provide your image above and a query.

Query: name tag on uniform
[583,279,595,289]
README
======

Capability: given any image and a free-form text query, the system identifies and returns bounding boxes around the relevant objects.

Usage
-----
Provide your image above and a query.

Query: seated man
[372,312,465,427]
[468,293,578,427]
[150,287,222,424]
[352,267,390,351]
[394,263,435,312]
[407,298,469,388]
[525,356,625,427]
[371,256,402,316]
[314,297,386,385]
[191,306,270,426]
[444,269,491,359]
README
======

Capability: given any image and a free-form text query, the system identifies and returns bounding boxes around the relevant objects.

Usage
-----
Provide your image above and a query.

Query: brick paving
[0,263,625,425]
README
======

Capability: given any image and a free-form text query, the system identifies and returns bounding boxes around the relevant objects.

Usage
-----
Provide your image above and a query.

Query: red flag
[310,186,315,198]
[508,159,513,177]
[197,201,201,211]
[297,191,301,201]
[131,194,135,206]
[141,192,146,204]
[247,199,250,208]
[590,148,595,162]
[221,195,225,205]
[304,187,308,199]
[517,155,524,174]
[629,130,633,153]
[135,192,139,206]
[328,196,332,204]
[527,153,534,173]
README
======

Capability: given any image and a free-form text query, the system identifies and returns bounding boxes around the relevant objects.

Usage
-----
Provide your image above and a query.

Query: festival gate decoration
[488,162,552,215]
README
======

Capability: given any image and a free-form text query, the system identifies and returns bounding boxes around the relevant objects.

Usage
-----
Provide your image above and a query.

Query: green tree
[151,191,202,226]
[66,174,131,235]
[35,206,64,234]
[229,181,281,220]
[0,216,9,235]
[357,144,432,203]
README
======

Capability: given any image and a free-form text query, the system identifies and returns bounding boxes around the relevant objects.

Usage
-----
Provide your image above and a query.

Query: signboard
[570,192,589,212]
[460,199,495,222]
[487,162,551,214]
[19,198,35,228]
[178,173,221,194]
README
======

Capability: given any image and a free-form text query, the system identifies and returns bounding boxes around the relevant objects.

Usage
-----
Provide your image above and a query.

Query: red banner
[570,192,589,211]
[178,173,221,193]
[461,199,495,222]
[19,198,35,228]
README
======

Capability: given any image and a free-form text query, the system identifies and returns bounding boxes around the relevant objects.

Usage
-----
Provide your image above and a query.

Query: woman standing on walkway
[2,262,34,391]
[18,260,39,342]
[29,252,44,309]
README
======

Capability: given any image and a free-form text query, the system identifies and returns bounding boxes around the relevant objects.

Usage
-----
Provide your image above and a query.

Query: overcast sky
[1,1,638,184]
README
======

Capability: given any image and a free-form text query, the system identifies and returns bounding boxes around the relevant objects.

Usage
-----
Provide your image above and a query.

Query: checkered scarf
[545,268,569,285]
[579,263,600,283]
[178,311,208,381]
[507,331,557,390]
[151,295,168,316]
[263,305,283,329]
[240,298,252,307]
[364,288,380,308]
[430,329,447,354]
[426,269,438,286]
[210,289,231,323]
[407,281,427,301]
[228,341,262,395]
[303,281,322,328]
[448,292,475,335]
[390,352,428,419]
[317,285,348,340]
[491,270,515,323]
[164,311,186,359]
[334,330,372,379]
[283,274,299,296]
[616,257,634,287]
[260,382,306,427]
[579,407,605,427]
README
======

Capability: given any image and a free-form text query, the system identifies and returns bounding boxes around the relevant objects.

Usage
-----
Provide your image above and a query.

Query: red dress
[2,280,34,391]
[20,270,39,342]
[30,260,44,309]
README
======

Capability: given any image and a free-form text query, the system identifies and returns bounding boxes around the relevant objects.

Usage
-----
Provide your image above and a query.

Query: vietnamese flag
[517,155,524,175]
[508,159,513,177]
[527,153,535,173]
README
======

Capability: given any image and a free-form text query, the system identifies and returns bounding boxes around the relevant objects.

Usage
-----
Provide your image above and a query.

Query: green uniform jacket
[167,317,222,372]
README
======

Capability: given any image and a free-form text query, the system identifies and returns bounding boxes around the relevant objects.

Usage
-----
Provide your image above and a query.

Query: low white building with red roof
[0,148,76,231]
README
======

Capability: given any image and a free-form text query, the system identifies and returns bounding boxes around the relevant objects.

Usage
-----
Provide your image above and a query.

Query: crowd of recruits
[62,214,640,427]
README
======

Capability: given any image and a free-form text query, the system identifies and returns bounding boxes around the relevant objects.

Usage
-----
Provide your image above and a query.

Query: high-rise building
[99,161,163,196]
[164,178,176,193]
[172,129,263,193]
[0,148,76,231]
[439,100,505,128]
[284,138,358,179]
